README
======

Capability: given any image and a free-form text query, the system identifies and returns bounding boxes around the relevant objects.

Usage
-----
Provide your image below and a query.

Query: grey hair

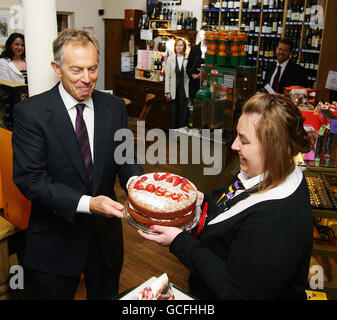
[53,28,100,66]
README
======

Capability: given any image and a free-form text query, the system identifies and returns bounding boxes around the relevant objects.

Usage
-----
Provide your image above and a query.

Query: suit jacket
[186,44,203,100]
[165,54,189,100]
[12,83,143,277]
[0,58,25,83]
[264,60,309,94]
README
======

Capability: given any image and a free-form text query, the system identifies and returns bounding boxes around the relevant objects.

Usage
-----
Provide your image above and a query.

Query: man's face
[52,41,99,101]
[276,42,291,64]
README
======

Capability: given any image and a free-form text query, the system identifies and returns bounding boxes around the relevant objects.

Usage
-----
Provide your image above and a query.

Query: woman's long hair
[0,33,25,60]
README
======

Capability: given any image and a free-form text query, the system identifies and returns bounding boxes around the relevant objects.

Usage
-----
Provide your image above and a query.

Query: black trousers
[28,229,122,300]
[170,86,188,129]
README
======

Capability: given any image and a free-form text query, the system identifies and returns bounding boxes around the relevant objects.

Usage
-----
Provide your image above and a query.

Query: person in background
[263,38,308,94]
[165,38,189,129]
[139,93,314,300]
[0,33,27,84]
[186,28,207,103]
[12,28,143,300]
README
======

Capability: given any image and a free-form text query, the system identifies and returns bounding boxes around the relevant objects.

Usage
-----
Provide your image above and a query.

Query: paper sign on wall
[325,71,337,91]
[140,29,153,41]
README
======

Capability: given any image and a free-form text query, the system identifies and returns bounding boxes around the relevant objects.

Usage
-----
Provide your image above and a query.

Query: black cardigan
[170,168,313,299]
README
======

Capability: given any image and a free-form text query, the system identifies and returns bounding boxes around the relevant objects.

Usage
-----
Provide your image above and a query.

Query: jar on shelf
[229,34,240,67]
[217,30,229,67]
[205,31,218,66]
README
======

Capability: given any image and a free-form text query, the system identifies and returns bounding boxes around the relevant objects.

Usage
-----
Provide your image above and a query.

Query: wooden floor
[74,134,190,299]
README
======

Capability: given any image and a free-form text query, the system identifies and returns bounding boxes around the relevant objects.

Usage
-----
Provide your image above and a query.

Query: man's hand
[138,225,183,246]
[89,196,124,218]
[191,68,201,80]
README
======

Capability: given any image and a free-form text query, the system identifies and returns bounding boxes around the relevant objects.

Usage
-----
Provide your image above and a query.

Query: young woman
[139,93,315,299]
[0,33,27,83]
[165,38,189,129]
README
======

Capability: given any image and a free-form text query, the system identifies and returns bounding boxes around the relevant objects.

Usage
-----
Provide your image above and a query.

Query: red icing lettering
[145,184,156,193]
[134,176,148,190]
[133,175,192,202]
[154,172,172,181]
[154,187,167,196]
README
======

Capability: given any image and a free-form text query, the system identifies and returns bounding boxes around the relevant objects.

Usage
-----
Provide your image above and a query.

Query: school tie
[216,179,245,209]
[272,65,282,92]
[75,103,94,184]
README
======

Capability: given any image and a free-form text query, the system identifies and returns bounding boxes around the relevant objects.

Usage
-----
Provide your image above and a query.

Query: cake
[127,172,197,227]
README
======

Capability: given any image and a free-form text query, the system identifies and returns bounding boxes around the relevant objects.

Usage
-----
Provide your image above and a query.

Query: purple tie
[272,65,282,92]
[75,103,94,184]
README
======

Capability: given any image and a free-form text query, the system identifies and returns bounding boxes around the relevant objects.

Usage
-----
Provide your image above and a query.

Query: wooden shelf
[313,244,337,261]
[312,208,337,220]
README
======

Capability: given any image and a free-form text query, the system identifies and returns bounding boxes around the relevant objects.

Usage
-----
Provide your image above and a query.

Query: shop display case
[201,0,330,95]
[192,64,256,140]
[304,166,337,300]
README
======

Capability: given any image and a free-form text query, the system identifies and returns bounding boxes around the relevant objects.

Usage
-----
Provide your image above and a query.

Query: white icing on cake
[128,172,197,213]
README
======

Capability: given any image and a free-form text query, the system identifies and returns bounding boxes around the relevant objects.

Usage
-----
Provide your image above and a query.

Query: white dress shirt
[58,83,94,214]
[201,43,207,59]
[269,59,289,89]
[59,83,136,215]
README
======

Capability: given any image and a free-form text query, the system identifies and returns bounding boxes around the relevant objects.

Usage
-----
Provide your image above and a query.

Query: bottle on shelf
[159,3,164,20]
[277,19,282,35]
[177,11,182,30]
[160,65,165,82]
[249,13,255,32]
[151,5,156,20]
[286,0,292,22]
[272,13,278,34]
[192,13,197,31]
[254,13,260,34]
[263,0,268,9]
[278,0,284,10]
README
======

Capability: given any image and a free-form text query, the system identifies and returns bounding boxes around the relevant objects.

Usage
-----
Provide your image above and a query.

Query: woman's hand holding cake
[138,225,183,246]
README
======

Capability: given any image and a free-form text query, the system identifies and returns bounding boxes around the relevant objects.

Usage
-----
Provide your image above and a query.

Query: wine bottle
[177,11,182,30]
[277,19,282,35]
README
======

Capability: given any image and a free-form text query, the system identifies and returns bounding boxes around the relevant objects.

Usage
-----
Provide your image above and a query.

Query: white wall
[102,0,203,31]
[55,0,105,89]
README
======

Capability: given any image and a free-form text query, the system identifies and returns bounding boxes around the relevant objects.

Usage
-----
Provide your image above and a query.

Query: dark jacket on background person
[186,43,204,101]
[264,60,309,93]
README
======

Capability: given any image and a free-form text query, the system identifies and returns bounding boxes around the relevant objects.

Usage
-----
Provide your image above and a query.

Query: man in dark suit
[11,29,143,299]
[186,29,207,102]
[263,38,309,94]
